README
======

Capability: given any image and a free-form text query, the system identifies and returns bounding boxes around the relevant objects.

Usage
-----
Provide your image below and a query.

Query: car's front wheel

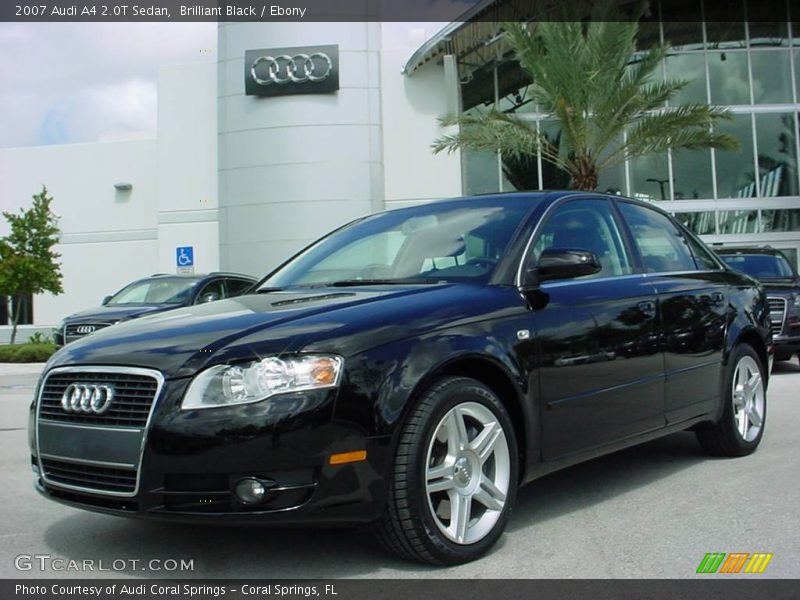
[696,343,766,456]
[375,377,518,565]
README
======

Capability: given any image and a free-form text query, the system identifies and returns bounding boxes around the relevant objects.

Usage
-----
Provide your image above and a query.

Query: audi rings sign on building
[61,384,116,415]
[245,45,339,97]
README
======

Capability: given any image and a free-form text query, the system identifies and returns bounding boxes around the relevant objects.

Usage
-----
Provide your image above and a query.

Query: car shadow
[508,431,707,532]
[42,431,713,577]
[771,359,800,374]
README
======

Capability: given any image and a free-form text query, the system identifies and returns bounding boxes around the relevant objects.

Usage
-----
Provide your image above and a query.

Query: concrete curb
[0,363,46,377]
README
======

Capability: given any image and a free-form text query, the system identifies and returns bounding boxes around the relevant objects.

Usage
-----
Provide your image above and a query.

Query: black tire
[696,344,767,457]
[374,376,519,565]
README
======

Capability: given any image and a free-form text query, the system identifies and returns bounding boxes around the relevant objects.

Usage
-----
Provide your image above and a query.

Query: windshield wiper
[327,278,442,287]
[256,279,442,292]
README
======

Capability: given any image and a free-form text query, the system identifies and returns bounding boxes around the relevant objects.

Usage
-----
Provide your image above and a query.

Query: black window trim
[676,222,726,272]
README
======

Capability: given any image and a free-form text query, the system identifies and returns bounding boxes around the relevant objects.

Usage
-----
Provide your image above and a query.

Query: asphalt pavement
[1,360,797,579]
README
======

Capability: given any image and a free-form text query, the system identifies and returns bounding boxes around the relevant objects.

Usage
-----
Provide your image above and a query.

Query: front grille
[767,297,787,336]
[64,323,111,343]
[41,458,137,493]
[39,371,158,427]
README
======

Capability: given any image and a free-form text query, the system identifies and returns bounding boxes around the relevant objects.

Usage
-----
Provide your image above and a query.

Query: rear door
[615,201,728,424]
[524,197,664,459]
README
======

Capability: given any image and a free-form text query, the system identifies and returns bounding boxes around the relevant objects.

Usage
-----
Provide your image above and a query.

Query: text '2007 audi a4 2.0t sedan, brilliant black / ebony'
[29,192,771,565]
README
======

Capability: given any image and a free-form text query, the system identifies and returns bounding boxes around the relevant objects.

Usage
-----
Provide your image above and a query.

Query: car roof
[131,272,256,285]
[377,190,669,217]
[713,246,784,256]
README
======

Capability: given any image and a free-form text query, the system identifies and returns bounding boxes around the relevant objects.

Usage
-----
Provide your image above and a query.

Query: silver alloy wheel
[425,401,511,545]
[732,355,765,442]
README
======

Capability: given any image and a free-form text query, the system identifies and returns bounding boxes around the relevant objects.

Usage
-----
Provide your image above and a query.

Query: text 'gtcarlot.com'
[14,554,194,572]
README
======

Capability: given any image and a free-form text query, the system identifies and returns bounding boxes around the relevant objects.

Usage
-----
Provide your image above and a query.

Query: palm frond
[433,111,573,173]
[435,0,740,191]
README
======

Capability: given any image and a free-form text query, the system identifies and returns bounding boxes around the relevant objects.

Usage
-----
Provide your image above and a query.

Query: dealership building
[2,0,800,341]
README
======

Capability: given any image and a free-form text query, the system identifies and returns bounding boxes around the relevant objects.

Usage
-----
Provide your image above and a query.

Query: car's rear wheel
[696,344,766,456]
[375,377,518,565]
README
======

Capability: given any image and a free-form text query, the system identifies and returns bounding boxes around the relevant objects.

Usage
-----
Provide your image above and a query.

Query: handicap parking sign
[176,246,194,273]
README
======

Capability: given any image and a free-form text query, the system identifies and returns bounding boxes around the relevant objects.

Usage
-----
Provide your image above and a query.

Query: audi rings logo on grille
[245,45,339,97]
[75,325,97,335]
[61,384,115,414]
[252,54,333,85]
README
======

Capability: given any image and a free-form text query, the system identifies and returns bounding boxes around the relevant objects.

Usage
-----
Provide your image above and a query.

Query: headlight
[793,294,800,308]
[181,355,343,410]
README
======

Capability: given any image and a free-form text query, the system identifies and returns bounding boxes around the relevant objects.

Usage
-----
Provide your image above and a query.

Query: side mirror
[536,248,602,282]
[200,292,220,303]
[101,295,112,306]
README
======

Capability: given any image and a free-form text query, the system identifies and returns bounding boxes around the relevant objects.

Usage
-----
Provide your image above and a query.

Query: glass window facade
[458,0,800,261]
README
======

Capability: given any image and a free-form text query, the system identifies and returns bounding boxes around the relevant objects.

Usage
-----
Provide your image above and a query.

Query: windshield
[721,253,796,279]
[260,202,532,290]
[107,278,199,305]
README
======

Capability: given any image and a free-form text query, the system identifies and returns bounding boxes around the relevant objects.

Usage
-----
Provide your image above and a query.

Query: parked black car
[30,192,770,565]
[715,246,800,367]
[54,273,256,345]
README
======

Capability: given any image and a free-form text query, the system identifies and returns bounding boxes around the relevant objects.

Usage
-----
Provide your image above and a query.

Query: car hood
[758,277,800,292]
[65,304,175,323]
[46,284,521,378]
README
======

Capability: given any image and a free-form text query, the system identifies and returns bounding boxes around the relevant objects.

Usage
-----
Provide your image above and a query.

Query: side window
[226,279,253,297]
[683,232,722,271]
[196,280,225,303]
[617,202,696,273]
[528,198,633,279]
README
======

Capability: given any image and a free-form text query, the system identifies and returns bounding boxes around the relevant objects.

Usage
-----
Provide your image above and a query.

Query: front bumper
[31,370,391,525]
[772,332,800,358]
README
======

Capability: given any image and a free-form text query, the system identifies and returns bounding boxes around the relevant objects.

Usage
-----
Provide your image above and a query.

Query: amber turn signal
[329,450,368,465]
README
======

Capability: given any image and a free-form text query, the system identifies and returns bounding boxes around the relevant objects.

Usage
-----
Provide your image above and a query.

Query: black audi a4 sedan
[30,192,770,565]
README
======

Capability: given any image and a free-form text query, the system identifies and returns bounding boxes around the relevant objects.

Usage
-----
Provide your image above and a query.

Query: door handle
[638,300,657,319]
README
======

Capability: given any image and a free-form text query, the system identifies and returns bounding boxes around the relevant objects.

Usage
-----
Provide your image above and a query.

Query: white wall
[0,140,159,327]
[0,61,219,331]
[217,22,385,277]
[379,40,462,210]
[156,62,221,275]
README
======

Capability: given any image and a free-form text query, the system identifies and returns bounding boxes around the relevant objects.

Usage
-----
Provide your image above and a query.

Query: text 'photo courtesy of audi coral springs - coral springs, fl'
[29,192,771,565]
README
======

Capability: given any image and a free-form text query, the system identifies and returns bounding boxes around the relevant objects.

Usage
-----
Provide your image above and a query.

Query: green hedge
[0,343,57,363]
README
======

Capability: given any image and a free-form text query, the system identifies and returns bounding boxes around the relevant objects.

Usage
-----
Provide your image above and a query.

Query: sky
[0,22,217,148]
[0,20,452,149]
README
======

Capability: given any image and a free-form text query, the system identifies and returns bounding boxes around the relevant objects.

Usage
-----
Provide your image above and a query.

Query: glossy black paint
[31,192,771,523]
[54,272,256,346]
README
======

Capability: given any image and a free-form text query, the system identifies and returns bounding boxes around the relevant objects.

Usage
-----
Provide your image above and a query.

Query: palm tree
[432,4,740,191]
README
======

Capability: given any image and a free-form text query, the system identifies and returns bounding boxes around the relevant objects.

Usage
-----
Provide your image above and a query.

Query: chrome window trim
[35,365,165,498]
[538,273,648,289]
[515,195,725,289]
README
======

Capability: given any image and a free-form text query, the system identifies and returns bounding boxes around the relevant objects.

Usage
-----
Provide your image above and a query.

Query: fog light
[234,477,273,505]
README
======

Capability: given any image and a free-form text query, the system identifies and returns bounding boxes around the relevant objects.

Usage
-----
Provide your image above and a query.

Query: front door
[524,198,664,460]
